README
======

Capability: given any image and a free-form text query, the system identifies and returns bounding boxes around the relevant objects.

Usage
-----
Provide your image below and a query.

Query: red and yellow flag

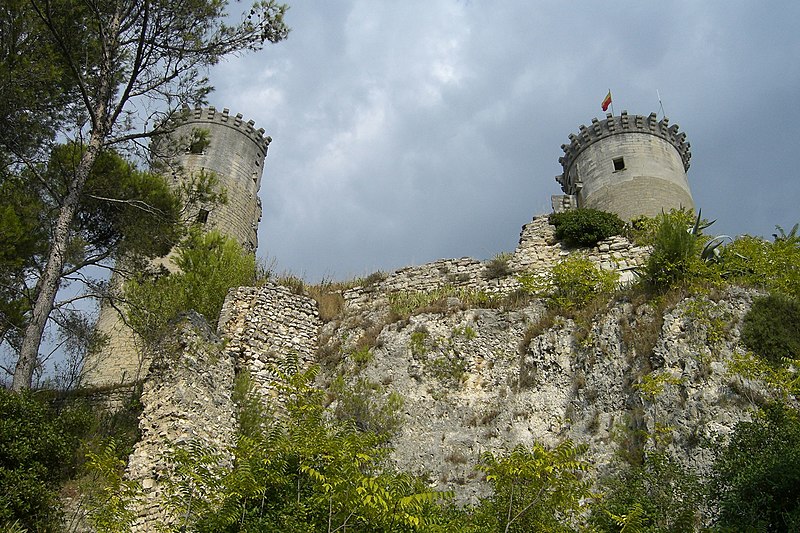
[601,90,612,111]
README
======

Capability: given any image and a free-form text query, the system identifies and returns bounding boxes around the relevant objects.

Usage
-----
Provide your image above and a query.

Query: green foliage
[410,330,429,356]
[628,210,698,247]
[388,286,499,319]
[165,364,449,532]
[549,208,625,248]
[0,0,80,163]
[0,389,93,531]
[426,353,469,385]
[740,294,800,365]
[640,210,710,292]
[681,297,731,347]
[711,402,800,532]
[590,451,703,532]
[477,440,592,532]
[0,177,46,346]
[62,144,184,259]
[726,350,800,400]
[332,377,405,438]
[0,145,182,354]
[188,128,211,154]
[82,440,140,533]
[8,0,290,390]
[719,233,800,299]
[453,325,477,340]
[633,371,684,403]
[124,230,255,347]
[519,254,618,311]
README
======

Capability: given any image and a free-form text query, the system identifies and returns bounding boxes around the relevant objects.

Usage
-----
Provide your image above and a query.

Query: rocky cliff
[124,216,765,525]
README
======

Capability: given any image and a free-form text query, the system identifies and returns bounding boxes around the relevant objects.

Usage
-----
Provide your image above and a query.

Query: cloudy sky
[209,1,800,283]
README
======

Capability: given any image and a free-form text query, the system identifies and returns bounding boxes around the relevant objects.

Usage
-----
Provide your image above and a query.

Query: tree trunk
[11,133,104,391]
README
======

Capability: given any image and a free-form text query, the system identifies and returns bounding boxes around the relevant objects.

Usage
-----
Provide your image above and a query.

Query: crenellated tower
[157,105,271,252]
[83,106,270,386]
[552,111,694,220]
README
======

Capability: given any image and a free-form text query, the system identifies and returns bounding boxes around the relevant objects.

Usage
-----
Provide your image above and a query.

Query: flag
[601,90,612,111]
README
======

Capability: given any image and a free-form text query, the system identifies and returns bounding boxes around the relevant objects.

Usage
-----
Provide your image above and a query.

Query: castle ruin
[85,108,696,387]
[84,106,271,386]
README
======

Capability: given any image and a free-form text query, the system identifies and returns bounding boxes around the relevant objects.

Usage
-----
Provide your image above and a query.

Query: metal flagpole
[657,89,666,118]
[610,90,615,116]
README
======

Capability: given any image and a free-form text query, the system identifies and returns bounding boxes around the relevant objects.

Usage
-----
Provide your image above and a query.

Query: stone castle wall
[126,312,236,530]
[219,284,321,400]
[125,285,321,528]
[117,216,762,526]
[344,215,650,305]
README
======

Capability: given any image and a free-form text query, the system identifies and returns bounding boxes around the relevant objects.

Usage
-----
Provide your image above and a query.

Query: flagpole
[609,89,615,116]
[657,89,666,118]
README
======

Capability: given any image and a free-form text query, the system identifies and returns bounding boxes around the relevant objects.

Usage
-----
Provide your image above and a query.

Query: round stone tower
[552,111,694,221]
[162,105,271,252]
[84,106,270,386]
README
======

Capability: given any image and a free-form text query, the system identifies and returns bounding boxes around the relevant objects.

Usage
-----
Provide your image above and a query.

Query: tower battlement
[557,111,691,193]
[175,104,272,157]
[553,111,695,221]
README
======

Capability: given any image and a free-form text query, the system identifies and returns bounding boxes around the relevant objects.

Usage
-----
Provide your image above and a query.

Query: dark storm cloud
[211,1,800,282]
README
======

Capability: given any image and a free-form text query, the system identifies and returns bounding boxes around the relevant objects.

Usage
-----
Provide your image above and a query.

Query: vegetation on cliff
[3,168,800,533]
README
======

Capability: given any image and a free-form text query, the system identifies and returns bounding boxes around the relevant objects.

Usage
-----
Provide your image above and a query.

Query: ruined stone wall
[125,312,235,530]
[118,285,321,529]
[114,217,766,526]
[344,215,649,306]
[218,283,321,399]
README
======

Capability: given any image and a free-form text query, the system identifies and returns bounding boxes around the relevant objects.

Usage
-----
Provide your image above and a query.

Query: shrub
[332,377,405,438]
[483,252,513,280]
[590,451,704,532]
[519,254,618,311]
[641,211,706,292]
[711,402,800,531]
[628,209,698,247]
[741,294,800,365]
[0,390,93,531]
[549,208,625,247]
[478,441,592,532]
[124,229,256,346]
[719,232,800,299]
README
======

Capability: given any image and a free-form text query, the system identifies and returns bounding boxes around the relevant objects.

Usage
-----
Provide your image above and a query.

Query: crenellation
[556,112,694,220]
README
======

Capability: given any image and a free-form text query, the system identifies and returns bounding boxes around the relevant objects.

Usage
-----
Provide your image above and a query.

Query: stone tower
[159,105,271,252]
[552,111,694,221]
[83,106,270,386]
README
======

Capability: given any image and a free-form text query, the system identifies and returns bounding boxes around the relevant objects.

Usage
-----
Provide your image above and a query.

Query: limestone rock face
[321,284,761,504]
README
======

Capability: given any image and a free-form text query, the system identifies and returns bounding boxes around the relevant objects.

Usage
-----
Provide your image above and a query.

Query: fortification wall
[126,312,236,529]
[344,216,649,305]
[219,284,321,399]
[118,287,321,528]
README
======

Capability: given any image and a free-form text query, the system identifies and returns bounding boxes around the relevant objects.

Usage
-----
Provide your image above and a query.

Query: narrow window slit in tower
[613,157,625,171]
[196,209,209,224]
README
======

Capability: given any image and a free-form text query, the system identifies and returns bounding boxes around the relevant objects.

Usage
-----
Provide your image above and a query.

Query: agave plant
[773,223,800,243]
